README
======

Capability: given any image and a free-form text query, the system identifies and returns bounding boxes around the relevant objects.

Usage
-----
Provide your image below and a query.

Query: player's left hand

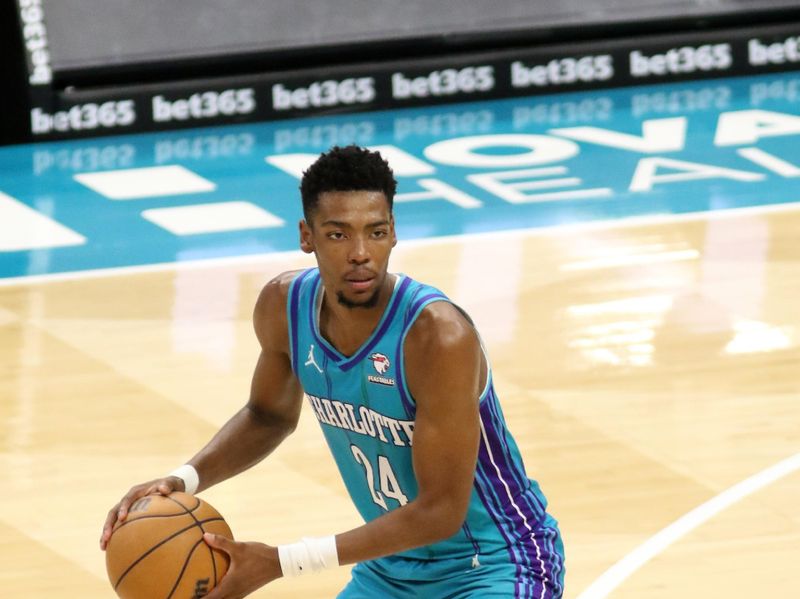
[202,533,282,598]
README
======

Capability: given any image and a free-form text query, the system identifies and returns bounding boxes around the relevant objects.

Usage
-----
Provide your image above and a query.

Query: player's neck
[320,274,396,357]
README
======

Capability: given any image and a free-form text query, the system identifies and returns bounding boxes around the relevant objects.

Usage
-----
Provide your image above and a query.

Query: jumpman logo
[305,344,323,373]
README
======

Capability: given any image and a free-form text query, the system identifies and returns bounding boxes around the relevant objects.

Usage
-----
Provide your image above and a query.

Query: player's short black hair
[300,145,396,223]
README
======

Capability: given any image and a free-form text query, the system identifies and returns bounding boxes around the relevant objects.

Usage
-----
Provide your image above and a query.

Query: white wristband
[168,464,199,495]
[278,536,339,577]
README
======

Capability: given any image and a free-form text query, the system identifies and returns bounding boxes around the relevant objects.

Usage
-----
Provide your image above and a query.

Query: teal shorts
[338,517,565,599]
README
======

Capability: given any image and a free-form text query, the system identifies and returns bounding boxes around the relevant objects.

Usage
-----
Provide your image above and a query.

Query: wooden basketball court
[1,205,798,598]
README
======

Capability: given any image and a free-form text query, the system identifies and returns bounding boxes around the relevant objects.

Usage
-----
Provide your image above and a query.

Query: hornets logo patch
[367,352,395,386]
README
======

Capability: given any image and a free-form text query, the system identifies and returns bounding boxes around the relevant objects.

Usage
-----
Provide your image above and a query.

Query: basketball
[105,492,233,599]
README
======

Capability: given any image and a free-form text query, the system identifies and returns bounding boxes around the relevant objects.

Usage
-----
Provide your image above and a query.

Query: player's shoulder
[255,269,306,310]
[253,270,307,346]
[406,299,478,354]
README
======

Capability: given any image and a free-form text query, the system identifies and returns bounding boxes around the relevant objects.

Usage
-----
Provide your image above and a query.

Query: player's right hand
[100,476,186,550]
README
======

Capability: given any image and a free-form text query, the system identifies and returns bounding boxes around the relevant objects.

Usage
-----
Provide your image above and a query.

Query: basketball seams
[114,523,197,590]
[165,494,222,586]
[113,494,202,533]
[113,513,223,536]
[164,494,201,514]
[165,538,206,599]
[113,512,194,533]
[112,517,225,589]
[108,494,230,598]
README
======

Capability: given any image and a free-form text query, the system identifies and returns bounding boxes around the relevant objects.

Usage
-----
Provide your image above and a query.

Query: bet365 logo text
[272,78,376,110]
[630,44,732,78]
[31,101,136,135]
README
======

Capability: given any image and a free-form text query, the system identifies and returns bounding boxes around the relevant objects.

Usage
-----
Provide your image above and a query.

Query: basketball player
[101,145,565,598]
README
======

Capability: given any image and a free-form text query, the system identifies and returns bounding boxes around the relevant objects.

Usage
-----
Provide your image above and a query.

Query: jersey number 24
[351,445,409,510]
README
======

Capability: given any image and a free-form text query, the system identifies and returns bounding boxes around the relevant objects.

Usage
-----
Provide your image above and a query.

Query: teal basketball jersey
[287,267,559,576]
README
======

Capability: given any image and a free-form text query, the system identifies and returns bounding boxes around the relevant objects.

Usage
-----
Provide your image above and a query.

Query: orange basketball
[105,492,233,599]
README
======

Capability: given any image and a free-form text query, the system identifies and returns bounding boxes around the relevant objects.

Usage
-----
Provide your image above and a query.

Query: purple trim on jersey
[306,274,341,363]
[483,402,558,598]
[472,474,525,599]
[340,276,412,371]
[307,274,412,371]
[524,524,562,599]
[485,390,528,490]
[406,292,445,322]
[541,523,564,597]
[401,285,425,325]
[485,390,548,517]
[478,405,541,596]
[530,533,549,599]
[460,521,482,561]
[394,331,416,418]
[476,456,536,598]
[480,399,546,525]
[479,412,553,597]
[288,268,315,375]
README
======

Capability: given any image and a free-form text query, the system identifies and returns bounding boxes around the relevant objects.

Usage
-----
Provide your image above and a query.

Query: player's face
[299,190,397,309]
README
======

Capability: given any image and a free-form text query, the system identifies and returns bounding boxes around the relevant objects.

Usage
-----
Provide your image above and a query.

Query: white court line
[576,452,800,599]
[1,200,799,287]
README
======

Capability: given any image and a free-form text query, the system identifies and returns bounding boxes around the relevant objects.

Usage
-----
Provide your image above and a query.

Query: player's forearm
[334,496,466,565]
[189,404,296,492]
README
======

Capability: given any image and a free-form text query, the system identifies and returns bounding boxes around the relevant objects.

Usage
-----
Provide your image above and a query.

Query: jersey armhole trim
[395,294,446,414]
[287,268,315,376]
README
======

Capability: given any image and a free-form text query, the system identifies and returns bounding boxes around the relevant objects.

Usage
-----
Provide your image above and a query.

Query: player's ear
[299,220,314,254]
[390,214,397,248]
